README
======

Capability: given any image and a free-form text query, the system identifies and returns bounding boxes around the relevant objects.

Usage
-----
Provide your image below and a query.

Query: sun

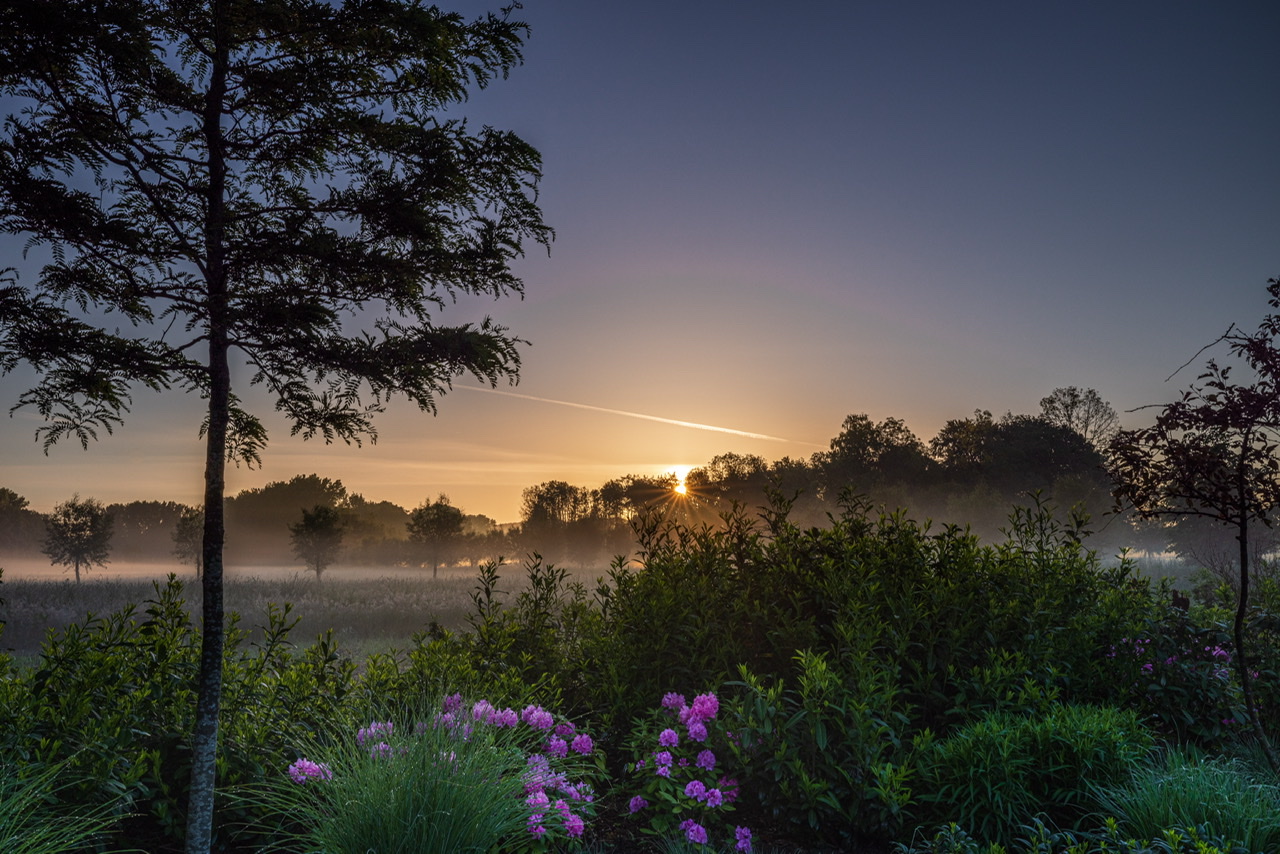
[674,481,688,495]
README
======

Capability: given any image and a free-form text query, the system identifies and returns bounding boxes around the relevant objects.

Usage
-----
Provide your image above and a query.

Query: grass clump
[1090,747,1280,853]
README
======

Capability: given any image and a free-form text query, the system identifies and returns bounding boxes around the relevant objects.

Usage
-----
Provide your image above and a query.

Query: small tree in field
[1108,276,1280,769]
[289,504,344,582]
[408,493,464,578]
[0,3,549,847]
[42,495,113,582]
[172,506,204,579]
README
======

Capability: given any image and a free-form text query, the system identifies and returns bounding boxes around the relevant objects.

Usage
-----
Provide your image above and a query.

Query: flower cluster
[626,691,751,852]
[286,758,332,784]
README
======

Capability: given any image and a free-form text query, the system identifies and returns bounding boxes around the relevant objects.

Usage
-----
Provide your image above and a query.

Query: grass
[1089,746,1280,852]
[0,561,614,665]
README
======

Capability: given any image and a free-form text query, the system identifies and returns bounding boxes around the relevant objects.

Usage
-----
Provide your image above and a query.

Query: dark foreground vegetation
[2,497,1278,853]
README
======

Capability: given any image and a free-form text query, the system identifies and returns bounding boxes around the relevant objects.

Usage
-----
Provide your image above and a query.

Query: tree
[817,413,931,497]
[289,504,344,581]
[0,3,549,848]
[1040,386,1120,449]
[1108,276,1280,770]
[172,506,205,578]
[42,495,113,582]
[407,494,464,577]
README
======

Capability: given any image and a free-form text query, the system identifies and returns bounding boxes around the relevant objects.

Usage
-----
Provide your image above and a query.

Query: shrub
[0,760,125,854]
[895,819,1260,854]
[911,704,1153,847]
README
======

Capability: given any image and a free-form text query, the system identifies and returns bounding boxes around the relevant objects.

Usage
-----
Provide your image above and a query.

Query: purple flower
[356,721,393,746]
[684,779,707,801]
[490,707,519,727]
[656,765,671,778]
[442,693,463,713]
[696,749,717,771]
[546,736,569,759]
[654,750,673,766]
[369,741,393,759]
[564,813,585,837]
[704,787,724,807]
[735,826,753,852]
[527,790,550,808]
[661,692,687,712]
[658,728,680,747]
[522,705,555,730]
[687,720,709,742]
[286,758,332,784]
[570,733,594,755]
[526,814,547,838]
[555,721,577,737]
[689,692,719,722]
[680,819,709,844]
[472,700,494,721]
[629,795,649,813]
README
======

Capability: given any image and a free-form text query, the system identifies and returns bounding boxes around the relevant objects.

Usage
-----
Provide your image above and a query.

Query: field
[0,558,614,665]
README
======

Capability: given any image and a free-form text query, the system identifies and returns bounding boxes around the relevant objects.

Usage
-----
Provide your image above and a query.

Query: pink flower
[681,819,708,844]
[689,692,719,722]
[564,813,585,837]
[286,758,332,783]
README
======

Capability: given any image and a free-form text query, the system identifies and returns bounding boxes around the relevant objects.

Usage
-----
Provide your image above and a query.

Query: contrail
[456,386,824,448]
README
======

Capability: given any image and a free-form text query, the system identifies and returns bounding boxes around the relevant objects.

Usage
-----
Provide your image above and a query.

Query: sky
[2,1,1279,523]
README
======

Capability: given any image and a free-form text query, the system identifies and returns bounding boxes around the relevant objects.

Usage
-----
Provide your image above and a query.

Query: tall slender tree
[0,2,550,849]
[1108,276,1280,771]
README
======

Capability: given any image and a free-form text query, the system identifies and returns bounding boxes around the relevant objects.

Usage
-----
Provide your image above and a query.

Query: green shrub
[1090,747,1280,852]
[911,704,1154,847]
[895,819,1259,854]
[0,575,358,851]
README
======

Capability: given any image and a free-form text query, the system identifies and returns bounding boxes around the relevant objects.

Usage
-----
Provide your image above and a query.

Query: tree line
[9,385,1261,580]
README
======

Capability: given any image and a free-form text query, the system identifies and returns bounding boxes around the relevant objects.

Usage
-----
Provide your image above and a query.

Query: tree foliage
[408,493,464,577]
[289,504,344,581]
[1108,276,1280,769]
[0,1,549,847]
[1040,386,1120,449]
[42,495,113,582]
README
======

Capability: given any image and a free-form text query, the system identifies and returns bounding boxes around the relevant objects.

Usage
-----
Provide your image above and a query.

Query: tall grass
[0,762,130,854]
[1089,747,1280,852]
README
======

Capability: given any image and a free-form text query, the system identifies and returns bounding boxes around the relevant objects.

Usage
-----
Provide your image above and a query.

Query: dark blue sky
[3,1,1278,521]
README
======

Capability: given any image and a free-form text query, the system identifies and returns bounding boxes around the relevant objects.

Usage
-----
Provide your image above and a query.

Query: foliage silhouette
[0,0,550,847]
[1108,275,1280,770]
[42,495,112,582]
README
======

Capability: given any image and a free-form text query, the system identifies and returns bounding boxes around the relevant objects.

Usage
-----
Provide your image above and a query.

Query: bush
[911,704,1154,847]
[895,819,1260,854]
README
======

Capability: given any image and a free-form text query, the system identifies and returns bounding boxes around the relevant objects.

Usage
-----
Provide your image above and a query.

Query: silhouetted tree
[42,495,112,582]
[106,500,185,559]
[0,487,43,552]
[172,506,205,578]
[0,2,549,846]
[1108,276,1280,770]
[289,504,344,582]
[408,494,464,578]
[817,413,931,498]
[1040,386,1120,449]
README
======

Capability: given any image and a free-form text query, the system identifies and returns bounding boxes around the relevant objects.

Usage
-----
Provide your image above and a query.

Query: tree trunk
[1236,487,1278,771]
[186,5,230,849]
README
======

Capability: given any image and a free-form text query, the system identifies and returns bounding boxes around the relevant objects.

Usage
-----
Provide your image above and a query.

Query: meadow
[1,501,1278,854]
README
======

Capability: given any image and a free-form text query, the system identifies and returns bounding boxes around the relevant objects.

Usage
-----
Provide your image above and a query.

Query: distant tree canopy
[408,494,464,578]
[289,504,344,582]
[42,495,112,582]
[1040,386,1120,450]
[0,487,43,552]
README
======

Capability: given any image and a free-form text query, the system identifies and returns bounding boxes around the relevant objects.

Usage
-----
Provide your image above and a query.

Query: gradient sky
[2,1,1279,522]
